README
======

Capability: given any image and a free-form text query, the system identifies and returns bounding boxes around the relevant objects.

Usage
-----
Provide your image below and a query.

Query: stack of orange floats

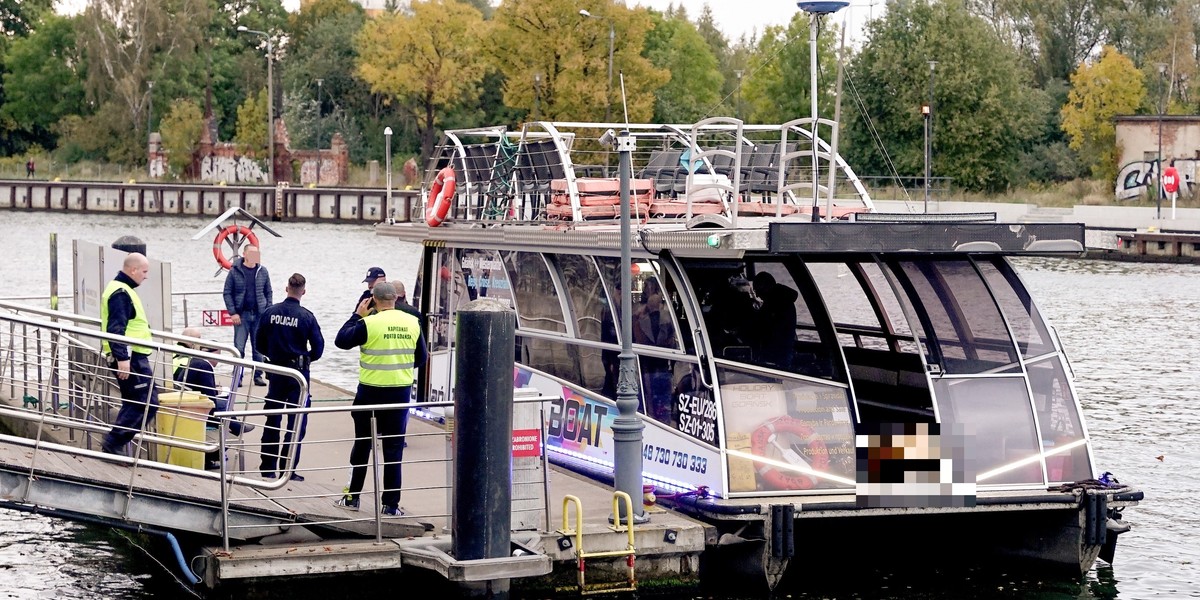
[547,178,653,220]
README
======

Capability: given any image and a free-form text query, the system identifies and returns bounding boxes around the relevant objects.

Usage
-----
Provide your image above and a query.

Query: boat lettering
[642,443,707,474]
[546,396,609,448]
[676,391,717,443]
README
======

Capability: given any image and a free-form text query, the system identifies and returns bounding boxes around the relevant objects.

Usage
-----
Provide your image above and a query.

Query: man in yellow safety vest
[332,282,427,515]
[100,252,161,455]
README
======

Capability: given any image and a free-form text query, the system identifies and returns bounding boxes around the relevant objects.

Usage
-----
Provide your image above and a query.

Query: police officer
[100,253,160,455]
[357,266,386,315]
[255,273,324,480]
[333,282,426,515]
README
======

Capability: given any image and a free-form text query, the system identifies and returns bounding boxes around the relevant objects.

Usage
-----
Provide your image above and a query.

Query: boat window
[932,376,1043,486]
[718,365,856,494]
[516,334,587,389]
[460,249,514,307]
[807,261,916,353]
[1027,357,1091,482]
[593,257,681,353]
[428,249,471,352]
[890,260,1020,374]
[977,259,1055,359]
[553,254,608,343]
[502,251,567,334]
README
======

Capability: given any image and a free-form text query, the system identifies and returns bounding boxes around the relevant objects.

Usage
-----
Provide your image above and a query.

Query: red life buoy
[425,166,456,227]
[212,225,260,270]
[750,416,829,491]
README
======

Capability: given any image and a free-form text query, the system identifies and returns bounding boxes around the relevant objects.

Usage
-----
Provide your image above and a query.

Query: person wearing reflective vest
[332,282,427,515]
[100,252,161,455]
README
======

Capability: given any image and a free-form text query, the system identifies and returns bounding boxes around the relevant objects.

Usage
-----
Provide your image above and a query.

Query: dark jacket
[104,271,144,361]
[335,310,428,374]
[222,257,273,317]
[255,297,325,373]
[755,283,799,368]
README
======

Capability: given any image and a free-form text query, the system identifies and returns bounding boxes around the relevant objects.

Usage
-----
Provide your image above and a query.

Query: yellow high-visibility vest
[100,280,152,356]
[359,309,420,387]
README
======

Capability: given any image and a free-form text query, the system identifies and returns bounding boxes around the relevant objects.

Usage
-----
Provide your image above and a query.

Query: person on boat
[171,327,255,470]
[333,282,427,515]
[634,278,677,423]
[222,245,272,386]
[100,252,161,456]
[750,272,798,371]
[254,273,324,480]
[356,266,387,315]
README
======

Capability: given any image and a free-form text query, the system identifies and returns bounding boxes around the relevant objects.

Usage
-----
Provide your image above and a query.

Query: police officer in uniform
[100,253,160,455]
[255,273,324,480]
[333,282,426,515]
[357,267,386,315]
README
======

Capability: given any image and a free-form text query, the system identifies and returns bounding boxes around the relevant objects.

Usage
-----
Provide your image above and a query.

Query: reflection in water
[0,215,1197,598]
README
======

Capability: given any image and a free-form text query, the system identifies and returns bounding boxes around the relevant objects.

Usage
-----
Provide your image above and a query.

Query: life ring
[750,416,829,491]
[212,225,260,270]
[425,166,456,227]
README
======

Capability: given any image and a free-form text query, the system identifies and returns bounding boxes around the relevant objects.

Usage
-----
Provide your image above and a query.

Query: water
[1,212,1198,599]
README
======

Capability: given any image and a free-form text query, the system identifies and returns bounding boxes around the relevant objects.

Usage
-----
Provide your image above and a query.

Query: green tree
[356,0,489,160]
[1,14,85,149]
[0,0,52,37]
[644,12,724,123]
[487,0,668,124]
[843,0,1043,192]
[159,98,204,179]
[1061,46,1145,181]
[234,88,269,157]
[287,0,363,47]
[740,16,840,124]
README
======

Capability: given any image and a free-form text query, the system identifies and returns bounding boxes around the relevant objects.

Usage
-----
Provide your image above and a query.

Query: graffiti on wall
[200,156,268,184]
[1116,158,1196,200]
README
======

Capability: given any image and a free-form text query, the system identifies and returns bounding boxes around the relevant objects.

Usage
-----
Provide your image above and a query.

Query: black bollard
[451,298,515,591]
[111,235,147,256]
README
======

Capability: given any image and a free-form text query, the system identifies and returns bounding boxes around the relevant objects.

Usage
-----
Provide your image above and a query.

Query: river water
[0,212,1197,599]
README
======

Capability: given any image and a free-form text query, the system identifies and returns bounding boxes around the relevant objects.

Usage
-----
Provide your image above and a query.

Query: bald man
[100,252,162,455]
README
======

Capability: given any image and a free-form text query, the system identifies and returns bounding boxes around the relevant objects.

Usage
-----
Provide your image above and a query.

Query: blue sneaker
[334,496,360,511]
[381,505,403,516]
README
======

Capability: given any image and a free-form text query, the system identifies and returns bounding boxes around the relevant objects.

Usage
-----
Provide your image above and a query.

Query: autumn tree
[159,98,204,179]
[487,0,668,124]
[234,88,269,158]
[1061,46,1146,181]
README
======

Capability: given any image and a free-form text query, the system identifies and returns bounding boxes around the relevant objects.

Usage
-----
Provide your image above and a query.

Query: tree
[644,12,724,123]
[1060,46,1145,181]
[740,16,840,125]
[487,0,668,124]
[1,14,85,149]
[356,0,489,160]
[842,0,1044,193]
[159,98,204,179]
[287,0,363,48]
[234,88,268,158]
[0,0,52,37]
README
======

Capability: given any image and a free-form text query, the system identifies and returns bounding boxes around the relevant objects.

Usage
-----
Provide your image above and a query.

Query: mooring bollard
[451,297,516,597]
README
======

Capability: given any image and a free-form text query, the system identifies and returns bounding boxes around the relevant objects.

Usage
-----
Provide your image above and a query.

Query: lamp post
[734,70,744,120]
[316,78,323,186]
[579,9,614,123]
[384,126,393,217]
[533,72,542,120]
[238,25,274,185]
[147,80,155,136]
[797,1,848,222]
[1156,62,1167,219]
[925,60,936,213]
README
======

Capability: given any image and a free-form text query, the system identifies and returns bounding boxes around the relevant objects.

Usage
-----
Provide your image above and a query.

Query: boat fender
[426,166,456,227]
[211,225,260,271]
[750,416,829,491]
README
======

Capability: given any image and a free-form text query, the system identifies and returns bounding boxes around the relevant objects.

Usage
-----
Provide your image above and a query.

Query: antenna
[619,71,629,126]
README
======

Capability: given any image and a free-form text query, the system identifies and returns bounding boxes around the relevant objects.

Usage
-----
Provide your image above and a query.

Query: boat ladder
[557,492,638,596]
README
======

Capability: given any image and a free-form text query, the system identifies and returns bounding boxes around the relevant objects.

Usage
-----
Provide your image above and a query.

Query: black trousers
[345,384,410,508]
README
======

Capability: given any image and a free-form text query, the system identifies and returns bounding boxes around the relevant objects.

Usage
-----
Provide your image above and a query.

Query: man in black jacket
[255,273,324,480]
[356,266,386,315]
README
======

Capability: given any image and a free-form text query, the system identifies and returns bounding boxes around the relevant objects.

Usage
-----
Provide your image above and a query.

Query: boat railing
[416,120,875,227]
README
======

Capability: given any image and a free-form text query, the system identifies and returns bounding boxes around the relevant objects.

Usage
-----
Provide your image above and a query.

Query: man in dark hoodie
[751,271,799,371]
[223,245,272,386]
[100,253,161,455]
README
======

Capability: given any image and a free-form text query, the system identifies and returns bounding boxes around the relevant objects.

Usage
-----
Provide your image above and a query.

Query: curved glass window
[503,251,566,334]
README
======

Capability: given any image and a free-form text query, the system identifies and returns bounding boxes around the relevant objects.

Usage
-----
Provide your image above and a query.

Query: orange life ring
[425,166,456,227]
[212,225,260,270]
[750,416,829,491]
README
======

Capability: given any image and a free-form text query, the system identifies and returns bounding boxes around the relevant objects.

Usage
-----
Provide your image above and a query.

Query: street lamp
[384,127,393,218]
[579,9,614,123]
[316,78,323,186]
[1156,62,1167,219]
[237,25,274,185]
[734,70,744,120]
[533,72,542,120]
[925,60,937,213]
[797,1,848,222]
[147,80,155,136]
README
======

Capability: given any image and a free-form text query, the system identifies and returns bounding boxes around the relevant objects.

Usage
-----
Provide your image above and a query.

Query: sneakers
[381,505,404,517]
[253,375,268,386]
[289,473,305,482]
[334,496,360,511]
[229,421,256,436]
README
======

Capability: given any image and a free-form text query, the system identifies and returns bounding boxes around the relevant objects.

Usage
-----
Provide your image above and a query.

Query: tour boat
[377,119,1143,590]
